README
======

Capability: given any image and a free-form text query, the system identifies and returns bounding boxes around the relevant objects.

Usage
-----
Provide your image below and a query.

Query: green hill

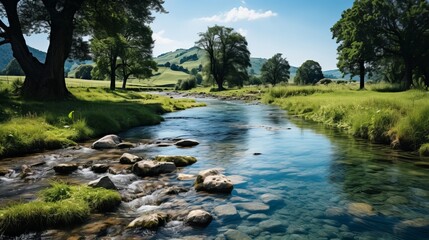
[0,45,46,71]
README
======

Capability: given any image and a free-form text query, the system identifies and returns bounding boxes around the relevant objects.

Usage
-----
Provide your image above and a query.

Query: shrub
[419,143,429,156]
[317,78,333,85]
[75,65,93,80]
[175,77,197,90]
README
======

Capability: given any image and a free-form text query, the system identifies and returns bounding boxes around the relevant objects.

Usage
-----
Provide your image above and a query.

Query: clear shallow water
[1,98,429,239]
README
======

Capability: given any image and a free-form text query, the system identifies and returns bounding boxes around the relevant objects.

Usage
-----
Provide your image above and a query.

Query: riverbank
[186,85,429,155]
[0,86,204,159]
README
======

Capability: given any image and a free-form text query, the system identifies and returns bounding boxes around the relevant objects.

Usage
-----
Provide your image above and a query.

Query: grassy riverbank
[187,84,429,155]
[262,85,429,154]
[0,82,204,159]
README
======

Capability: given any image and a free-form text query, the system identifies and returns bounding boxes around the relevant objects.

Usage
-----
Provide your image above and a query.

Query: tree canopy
[0,0,165,99]
[260,53,290,86]
[196,25,251,90]
[295,60,324,85]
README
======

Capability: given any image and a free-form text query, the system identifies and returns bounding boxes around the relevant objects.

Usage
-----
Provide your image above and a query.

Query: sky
[24,0,355,71]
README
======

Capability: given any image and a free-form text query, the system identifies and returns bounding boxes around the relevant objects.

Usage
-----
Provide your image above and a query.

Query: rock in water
[117,142,135,149]
[185,210,213,227]
[88,176,117,190]
[53,163,78,175]
[347,202,375,217]
[132,160,176,177]
[119,153,142,164]
[194,169,233,194]
[175,139,200,147]
[91,164,110,173]
[127,212,168,229]
[0,167,10,176]
[92,134,121,149]
[155,155,197,167]
[214,204,240,220]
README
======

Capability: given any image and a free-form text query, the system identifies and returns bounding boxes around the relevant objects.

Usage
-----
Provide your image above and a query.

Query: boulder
[0,167,11,176]
[185,210,213,227]
[117,142,135,149]
[175,139,199,147]
[127,212,168,229]
[195,169,221,184]
[88,176,117,190]
[53,163,78,175]
[155,155,197,167]
[120,153,142,164]
[91,164,110,173]
[195,174,233,194]
[92,134,121,149]
[132,160,176,177]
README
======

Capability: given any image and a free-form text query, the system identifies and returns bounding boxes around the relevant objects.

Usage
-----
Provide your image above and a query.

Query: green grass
[0,81,205,158]
[0,182,121,236]
[262,84,429,151]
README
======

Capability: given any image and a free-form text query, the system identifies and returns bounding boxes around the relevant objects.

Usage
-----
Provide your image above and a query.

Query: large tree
[0,0,164,100]
[331,0,379,89]
[196,25,251,90]
[295,60,324,85]
[260,53,290,86]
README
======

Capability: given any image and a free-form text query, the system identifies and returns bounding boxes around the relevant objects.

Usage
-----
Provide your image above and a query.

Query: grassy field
[0,78,204,158]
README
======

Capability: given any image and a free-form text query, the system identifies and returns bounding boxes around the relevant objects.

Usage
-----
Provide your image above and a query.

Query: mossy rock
[0,182,121,236]
[419,143,429,156]
[155,155,197,167]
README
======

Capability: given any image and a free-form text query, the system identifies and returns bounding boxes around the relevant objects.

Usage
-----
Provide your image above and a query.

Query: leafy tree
[196,25,251,90]
[295,60,324,85]
[331,0,379,89]
[260,53,290,86]
[75,65,93,80]
[0,0,165,99]
[3,58,24,76]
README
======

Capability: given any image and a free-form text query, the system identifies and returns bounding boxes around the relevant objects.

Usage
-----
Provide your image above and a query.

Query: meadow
[0,77,204,158]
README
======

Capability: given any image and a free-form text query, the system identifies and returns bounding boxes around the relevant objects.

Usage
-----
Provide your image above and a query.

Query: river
[1,98,429,239]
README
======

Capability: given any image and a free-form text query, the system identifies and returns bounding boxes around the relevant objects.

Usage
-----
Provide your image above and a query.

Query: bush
[419,143,429,156]
[317,78,333,85]
[175,77,197,90]
[75,65,93,80]
[395,105,429,150]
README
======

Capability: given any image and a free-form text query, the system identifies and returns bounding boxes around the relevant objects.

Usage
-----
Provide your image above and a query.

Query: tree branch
[0,39,10,46]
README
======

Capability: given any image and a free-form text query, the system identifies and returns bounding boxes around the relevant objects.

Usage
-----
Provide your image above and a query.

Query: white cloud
[199,6,277,23]
[152,30,178,45]
[237,28,248,36]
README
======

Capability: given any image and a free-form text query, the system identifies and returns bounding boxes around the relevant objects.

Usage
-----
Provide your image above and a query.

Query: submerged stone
[237,202,270,212]
[347,202,375,217]
[127,212,168,229]
[224,229,252,240]
[185,210,213,227]
[214,204,239,220]
[177,173,195,181]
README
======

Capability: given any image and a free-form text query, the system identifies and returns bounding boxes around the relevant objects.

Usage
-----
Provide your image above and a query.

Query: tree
[260,53,290,86]
[331,0,379,89]
[196,25,251,90]
[75,65,93,79]
[3,58,24,76]
[295,60,324,85]
[0,0,165,100]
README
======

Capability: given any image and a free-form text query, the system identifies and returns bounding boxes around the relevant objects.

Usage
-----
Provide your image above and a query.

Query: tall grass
[264,85,429,151]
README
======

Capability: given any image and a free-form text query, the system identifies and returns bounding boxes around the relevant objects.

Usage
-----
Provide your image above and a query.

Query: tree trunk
[122,74,130,89]
[21,18,71,100]
[403,61,414,90]
[110,54,117,90]
[359,60,365,90]
[216,79,225,91]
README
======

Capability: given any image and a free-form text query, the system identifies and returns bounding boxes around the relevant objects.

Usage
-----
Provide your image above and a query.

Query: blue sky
[25,0,354,70]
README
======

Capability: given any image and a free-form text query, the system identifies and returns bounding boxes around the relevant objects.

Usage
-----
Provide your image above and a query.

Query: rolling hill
[0,45,46,71]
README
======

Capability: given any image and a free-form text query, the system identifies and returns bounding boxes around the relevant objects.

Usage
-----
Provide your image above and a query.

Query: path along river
[1,98,429,239]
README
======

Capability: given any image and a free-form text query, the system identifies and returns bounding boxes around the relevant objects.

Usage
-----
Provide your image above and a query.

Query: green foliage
[75,65,93,80]
[419,143,429,156]
[261,53,290,86]
[196,25,251,90]
[40,181,72,202]
[294,60,324,85]
[317,78,333,85]
[175,77,197,90]
[395,105,429,150]
[11,78,23,95]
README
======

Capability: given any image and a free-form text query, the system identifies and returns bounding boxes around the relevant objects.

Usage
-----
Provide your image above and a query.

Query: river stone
[92,134,121,149]
[91,164,110,173]
[185,210,213,227]
[127,212,168,229]
[224,229,251,240]
[88,176,117,190]
[195,169,222,184]
[53,163,78,175]
[132,160,176,177]
[325,207,347,219]
[386,195,409,205]
[178,173,195,181]
[260,193,284,205]
[195,174,234,194]
[117,142,135,149]
[394,218,429,236]
[214,204,239,220]
[0,167,11,176]
[155,155,197,167]
[247,213,269,221]
[259,219,284,232]
[175,139,200,147]
[237,202,270,212]
[120,153,142,164]
[347,202,375,217]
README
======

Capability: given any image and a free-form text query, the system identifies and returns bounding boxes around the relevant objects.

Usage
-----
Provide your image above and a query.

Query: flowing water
[1,98,429,239]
